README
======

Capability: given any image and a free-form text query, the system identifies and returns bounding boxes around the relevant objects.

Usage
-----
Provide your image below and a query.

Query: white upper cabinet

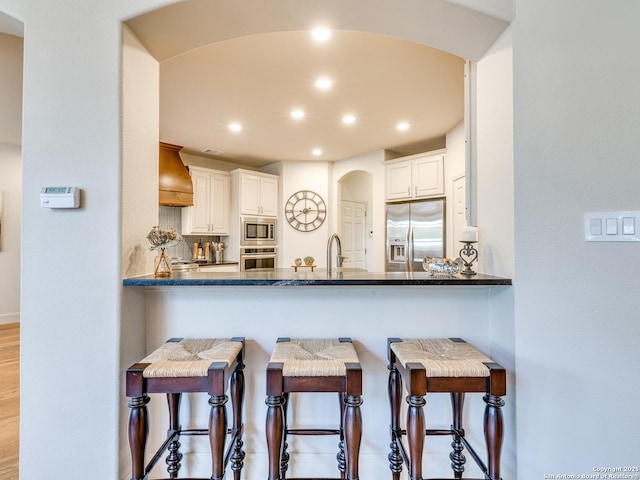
[182,166,230,235]
[234,170,279,217]
[385,152,445,201]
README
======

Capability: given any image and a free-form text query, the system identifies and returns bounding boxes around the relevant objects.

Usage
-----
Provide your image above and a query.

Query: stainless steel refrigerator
[385,199,445,272]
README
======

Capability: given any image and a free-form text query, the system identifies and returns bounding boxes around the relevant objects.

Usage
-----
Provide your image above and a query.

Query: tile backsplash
[159,206,225,261]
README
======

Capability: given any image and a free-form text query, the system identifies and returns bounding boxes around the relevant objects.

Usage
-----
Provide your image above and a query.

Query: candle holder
[459,241,478,276]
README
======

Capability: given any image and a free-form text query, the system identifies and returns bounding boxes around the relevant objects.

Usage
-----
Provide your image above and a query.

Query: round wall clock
[285,190,327,232]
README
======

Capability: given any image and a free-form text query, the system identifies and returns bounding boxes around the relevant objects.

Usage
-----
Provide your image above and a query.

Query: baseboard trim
[0,313,20,325]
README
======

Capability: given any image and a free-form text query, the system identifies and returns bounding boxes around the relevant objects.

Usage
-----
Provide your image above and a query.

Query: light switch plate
[585,211,640,242]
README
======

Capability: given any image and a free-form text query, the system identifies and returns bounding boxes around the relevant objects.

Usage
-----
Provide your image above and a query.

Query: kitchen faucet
[327,233,346,275]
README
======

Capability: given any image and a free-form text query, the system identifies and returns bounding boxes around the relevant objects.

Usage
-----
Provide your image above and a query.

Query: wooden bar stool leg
[230,365,246,480]
[407,394,426,480]
[387,362,403,480]
[209,394,228,480]
[449,392,466,478]
[337,392,346,478]
[280,393,290,479]
[166,393,183,478]
[484,393,505,480]
[128,394,150,480]
[344,394,363,480]
[266,395,285,480]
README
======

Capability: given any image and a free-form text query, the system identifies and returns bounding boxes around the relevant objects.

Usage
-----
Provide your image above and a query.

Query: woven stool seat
[388,337,507,480]
[126,337,245,480]
[266,337,363,480]
[141,338,243,378]
[270,338,360,377]
[390,338,493,378]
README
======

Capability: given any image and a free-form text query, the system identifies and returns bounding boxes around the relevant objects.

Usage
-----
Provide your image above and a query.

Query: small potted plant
[294,257,302,266]
[303,256,315,266]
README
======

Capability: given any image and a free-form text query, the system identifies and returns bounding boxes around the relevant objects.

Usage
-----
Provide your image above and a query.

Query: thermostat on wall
[40,186,80,208]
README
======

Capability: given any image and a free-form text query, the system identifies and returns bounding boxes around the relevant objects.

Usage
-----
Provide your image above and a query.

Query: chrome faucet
[327,233,346,275]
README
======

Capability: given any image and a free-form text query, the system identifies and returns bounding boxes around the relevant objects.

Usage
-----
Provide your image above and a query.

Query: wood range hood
[159,142,194,206]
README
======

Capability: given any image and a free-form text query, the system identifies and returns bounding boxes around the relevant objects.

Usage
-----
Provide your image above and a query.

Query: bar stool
[265,337,363,480]
[387,338,506,480]
[126,337,245,480]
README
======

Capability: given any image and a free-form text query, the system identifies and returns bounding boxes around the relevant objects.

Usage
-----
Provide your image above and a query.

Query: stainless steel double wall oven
[240,217,277,271]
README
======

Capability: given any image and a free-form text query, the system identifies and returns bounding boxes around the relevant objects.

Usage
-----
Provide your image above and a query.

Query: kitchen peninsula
[122,269,512,479]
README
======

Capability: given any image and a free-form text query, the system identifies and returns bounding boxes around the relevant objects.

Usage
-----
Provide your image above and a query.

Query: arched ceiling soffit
[125,0,512,62]
[0,11,24,37]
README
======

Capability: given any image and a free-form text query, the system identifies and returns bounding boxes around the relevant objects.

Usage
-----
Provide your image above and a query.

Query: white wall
[477,27,514,279]
[279,161,331,267]
[3,1,161,478]
[513,1,640,478]
[121,26,160,278]
[471,26,517,478]
[120,25,162,477]
[339,170,373,271]
[445,121,465,256]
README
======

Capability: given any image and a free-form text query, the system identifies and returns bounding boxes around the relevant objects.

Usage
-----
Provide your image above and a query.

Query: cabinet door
[413,155,444,198]
[386,160,412,201]
[239,174,261,215]
[187,169,212,233]
[259,176,279,216]
[209,173,230,234]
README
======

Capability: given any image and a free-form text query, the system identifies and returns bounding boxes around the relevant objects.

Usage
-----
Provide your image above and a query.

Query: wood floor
[0,322,19,480]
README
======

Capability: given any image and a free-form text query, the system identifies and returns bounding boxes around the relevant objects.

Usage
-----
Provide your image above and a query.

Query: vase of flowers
[147,226,182,278]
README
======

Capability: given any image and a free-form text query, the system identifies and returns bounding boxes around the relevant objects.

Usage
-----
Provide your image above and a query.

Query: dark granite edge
[123,275,512,287]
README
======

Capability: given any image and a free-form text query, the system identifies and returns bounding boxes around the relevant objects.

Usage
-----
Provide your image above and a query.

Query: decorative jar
[422,256,463,276]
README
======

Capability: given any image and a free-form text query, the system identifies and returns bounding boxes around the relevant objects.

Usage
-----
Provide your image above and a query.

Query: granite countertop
[123,268,511,287]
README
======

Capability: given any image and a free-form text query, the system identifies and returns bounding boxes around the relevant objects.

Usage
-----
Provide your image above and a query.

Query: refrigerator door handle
[406,226,413,272]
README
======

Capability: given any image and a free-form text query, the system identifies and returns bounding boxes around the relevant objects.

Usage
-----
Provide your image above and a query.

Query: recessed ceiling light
[228,122,243,132]
[312,148,323,156]
[315,77,333,90]
[342,114,356,125]
[396,122,410,131]
[311,28,332,42]
[290,109,305,120]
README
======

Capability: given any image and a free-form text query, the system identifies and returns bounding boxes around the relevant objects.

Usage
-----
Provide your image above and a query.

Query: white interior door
[340,200,366,269]
[452,175,466,256]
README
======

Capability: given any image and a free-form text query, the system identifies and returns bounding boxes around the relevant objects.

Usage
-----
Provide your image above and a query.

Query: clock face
[285,190,327,232]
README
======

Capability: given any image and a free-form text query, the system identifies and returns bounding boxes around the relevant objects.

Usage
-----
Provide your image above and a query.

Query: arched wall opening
[337,169,373,271]
[120,2,514,478]
[122,0,513,276]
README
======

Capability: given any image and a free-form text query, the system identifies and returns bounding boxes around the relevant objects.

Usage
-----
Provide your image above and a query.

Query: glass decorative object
[154,248,172,278]
[422,256,463,276]
[146,226,182,278]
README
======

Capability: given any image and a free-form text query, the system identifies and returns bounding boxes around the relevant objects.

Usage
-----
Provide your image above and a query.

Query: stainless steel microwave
[241,217,276,246]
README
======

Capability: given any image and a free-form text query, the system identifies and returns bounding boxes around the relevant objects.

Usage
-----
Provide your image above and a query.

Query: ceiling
[159,31,465,165]
[1,2,512,165]
[125,1,511,168]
